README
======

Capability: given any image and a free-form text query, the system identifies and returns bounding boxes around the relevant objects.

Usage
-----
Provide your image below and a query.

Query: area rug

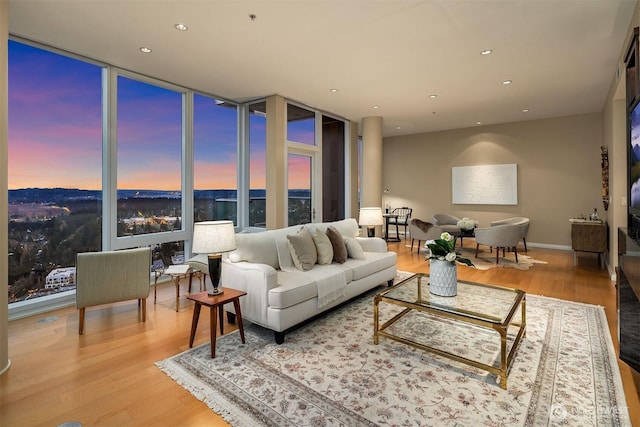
[156,274,630,426]
[413,244,548,270]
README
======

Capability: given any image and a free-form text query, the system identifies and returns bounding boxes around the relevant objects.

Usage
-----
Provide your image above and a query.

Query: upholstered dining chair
[388,207,412,240]
[432,213,462,238]
[474,224,521,264]
[408,218,443,254]
[490,217,530,252]
[75,247,151,334]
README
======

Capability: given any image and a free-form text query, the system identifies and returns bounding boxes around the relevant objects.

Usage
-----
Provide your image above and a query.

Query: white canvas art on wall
[452,163,518,205]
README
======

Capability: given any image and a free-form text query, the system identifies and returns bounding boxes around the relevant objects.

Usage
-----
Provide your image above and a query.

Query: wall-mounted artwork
[452,163,518,205]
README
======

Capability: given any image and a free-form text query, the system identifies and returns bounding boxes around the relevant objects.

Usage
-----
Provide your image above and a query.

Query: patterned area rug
[157,272,629,426]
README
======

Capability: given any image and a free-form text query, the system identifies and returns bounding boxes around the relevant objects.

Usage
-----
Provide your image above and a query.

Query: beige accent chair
[432,213,462,238]
[474,224,521,264]
[76,247,151,334]
[408,218,443,254]
[490,217,530,252]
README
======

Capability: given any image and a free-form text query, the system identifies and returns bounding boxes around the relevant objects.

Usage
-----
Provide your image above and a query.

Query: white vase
[429,259,458,296]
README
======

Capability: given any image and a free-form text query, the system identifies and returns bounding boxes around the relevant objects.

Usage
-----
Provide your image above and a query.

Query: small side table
[155,266,204,311]
[383,213,400,242]
[187,288,247,358]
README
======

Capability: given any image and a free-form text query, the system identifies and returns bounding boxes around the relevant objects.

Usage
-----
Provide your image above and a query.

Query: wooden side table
[383,213,400,242]
[571,221,608,268]
[187,288,247,358]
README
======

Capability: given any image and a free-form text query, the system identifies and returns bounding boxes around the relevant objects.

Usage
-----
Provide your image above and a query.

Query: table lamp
[358,207,383,238]
[191,220,237,296]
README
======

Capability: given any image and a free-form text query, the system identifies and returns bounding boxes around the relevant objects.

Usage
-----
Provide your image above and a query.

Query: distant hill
[8,188,279,204]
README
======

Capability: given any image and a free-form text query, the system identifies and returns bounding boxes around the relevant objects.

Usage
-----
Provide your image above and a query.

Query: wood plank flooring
[1,239,639,426]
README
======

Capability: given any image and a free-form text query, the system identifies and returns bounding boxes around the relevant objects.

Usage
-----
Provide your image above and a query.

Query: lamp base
[207,288,224,296]
[207,253,224,296]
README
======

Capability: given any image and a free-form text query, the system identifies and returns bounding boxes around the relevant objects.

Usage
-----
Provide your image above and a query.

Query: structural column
[361,117,383,234]
[1,0,11,376]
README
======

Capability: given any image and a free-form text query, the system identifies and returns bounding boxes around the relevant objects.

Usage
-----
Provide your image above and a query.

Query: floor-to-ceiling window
[116,75,183,237]
[287,154,312,225]
[193,95,238,224]
[7,40,102,303]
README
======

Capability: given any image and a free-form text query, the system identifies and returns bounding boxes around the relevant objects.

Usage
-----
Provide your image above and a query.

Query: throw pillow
[344,237,365,260]
[326,225,348,263]
[311,228,334,265]
[287,227,317,271]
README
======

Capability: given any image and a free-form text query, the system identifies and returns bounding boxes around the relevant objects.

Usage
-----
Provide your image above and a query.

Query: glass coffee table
[373,273,526,389]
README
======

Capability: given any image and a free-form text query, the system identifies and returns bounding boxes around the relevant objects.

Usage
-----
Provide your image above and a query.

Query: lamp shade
[358,207,384,226]
[191,220,237,254]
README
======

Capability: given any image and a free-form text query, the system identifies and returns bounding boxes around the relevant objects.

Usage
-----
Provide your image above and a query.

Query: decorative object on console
[601,146,609,211]
[358,207,383,237]
[192,220,237,296]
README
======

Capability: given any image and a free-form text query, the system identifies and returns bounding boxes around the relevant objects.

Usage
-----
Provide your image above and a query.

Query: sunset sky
[8,40,312,192]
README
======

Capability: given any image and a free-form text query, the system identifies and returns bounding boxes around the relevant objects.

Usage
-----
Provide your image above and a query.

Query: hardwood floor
[1,240,639,426]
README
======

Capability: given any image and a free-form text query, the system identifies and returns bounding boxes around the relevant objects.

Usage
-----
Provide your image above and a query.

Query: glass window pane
[194,95,238,224]
[288,154,312,225]
[249,101,266,227]
[287,103,315,145]
[8,41,102,303]
[322,115,345,222]
[117,76,183,237]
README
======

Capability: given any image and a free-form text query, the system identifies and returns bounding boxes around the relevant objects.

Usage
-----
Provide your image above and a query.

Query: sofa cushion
[275,236,297,272]
[345,251,397,281]
[326,226,347,263]
[270,264,351,309]
[344,237,365,260]
[311,228,334,265]
[287,227,317,271]
[308,218,359,238]
[228,231,279,269]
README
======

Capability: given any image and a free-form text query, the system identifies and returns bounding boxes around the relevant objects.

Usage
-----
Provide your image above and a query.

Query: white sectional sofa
[191,218,397,344]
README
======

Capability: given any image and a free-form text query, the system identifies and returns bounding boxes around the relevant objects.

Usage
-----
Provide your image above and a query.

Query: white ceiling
[8,0,638,137]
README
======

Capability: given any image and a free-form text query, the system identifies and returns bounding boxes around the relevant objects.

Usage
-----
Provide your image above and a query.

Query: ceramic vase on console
[429,259,458,296]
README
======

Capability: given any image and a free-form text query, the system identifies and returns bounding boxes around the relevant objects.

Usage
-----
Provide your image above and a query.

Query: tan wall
[382,113,603,248]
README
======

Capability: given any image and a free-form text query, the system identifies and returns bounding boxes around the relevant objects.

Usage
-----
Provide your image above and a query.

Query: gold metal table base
[373,274,526,389]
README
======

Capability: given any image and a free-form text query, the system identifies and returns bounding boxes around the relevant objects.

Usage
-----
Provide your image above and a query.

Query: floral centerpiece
[426,232,474,266]
[456,217,479,231]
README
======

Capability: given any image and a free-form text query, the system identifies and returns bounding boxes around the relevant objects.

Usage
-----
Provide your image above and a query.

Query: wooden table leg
[233,299,246,344]
[218,302,224,335]
[210,305,218,358]
[189,303,201,348]
[174,276,180,312]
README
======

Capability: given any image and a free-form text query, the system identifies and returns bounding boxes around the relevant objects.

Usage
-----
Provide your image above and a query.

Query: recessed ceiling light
[476,121,482,125]
[373,105,379,109]
[429,94,438,99]
[139,47,152,53]
[522,109,530,113]
[329,88,339,93]
[502,80,512,85]
[175,23,188,31]
[396,126,401,130]
[480,49,493,55]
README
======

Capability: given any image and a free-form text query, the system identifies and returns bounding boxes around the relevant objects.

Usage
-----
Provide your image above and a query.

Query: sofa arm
[356,236,388,253]
[221,260,278,326]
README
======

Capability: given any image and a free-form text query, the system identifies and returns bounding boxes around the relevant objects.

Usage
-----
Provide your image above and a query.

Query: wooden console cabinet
[571,221,608,268]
